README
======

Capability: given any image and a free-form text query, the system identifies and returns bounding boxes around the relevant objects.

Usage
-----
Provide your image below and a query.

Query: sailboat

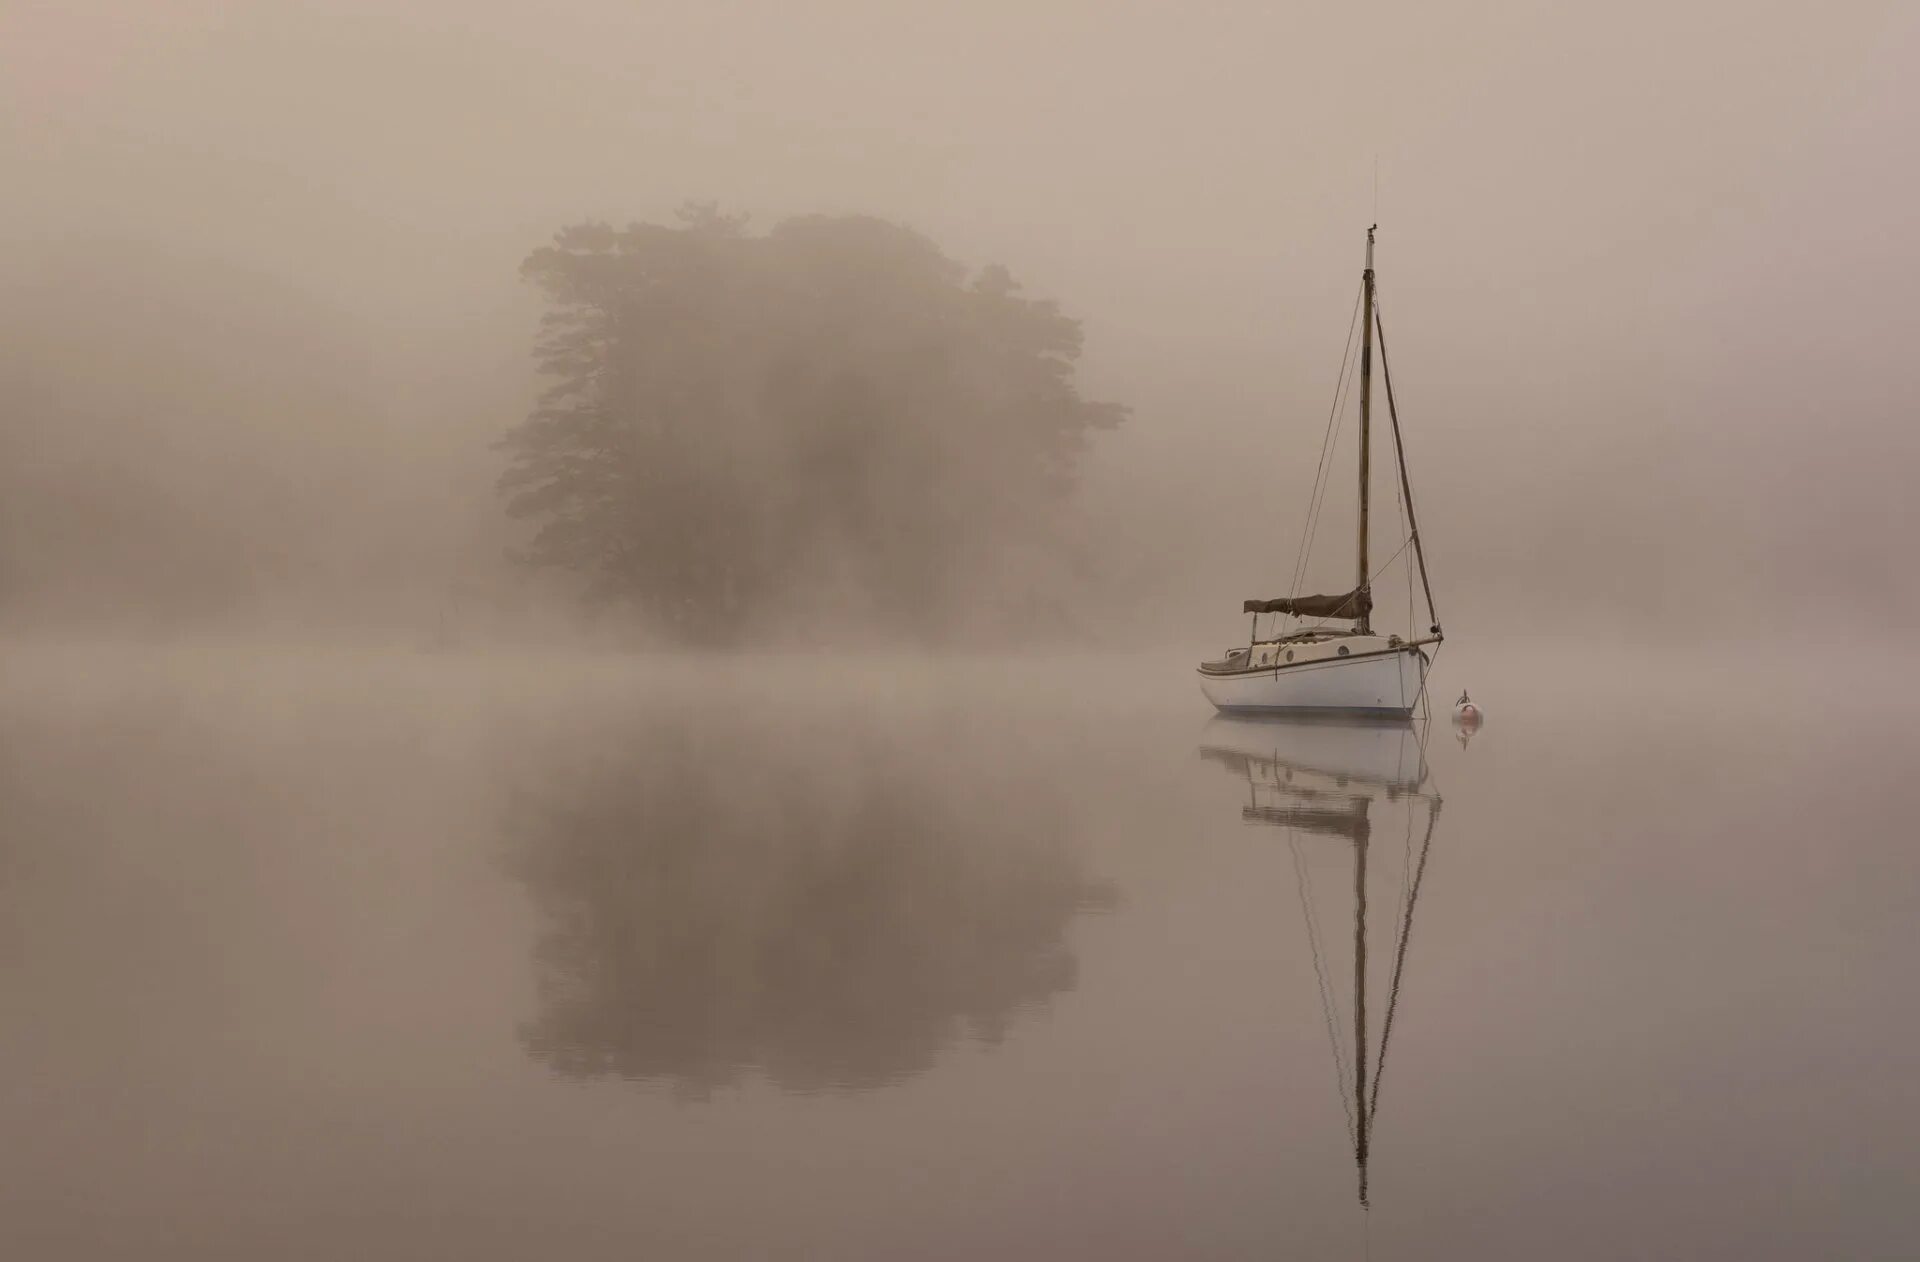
[1199,714,1444,1207]
[1199,227,1444,716]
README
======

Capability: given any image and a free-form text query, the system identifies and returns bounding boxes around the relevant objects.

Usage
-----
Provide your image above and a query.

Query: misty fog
[6,2,1914,649]
[6,8,1920,1259]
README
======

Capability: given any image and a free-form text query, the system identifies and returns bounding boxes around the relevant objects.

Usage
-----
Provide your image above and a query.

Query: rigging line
[1372,286,1441,632]
[1293,282,1363,589]
[1312,282,1363,516]
[1415,643,1440,723]
[1399,784,1416,938]
[1390,402,1414,640]
[1302,865,1359,1146]
[1367,794,1442,1124]
[1406,528,1416,640]
[1286,283,1366,607]
[1297,831,1358,1135]
[1297,533,1417,633]
[1291,832,1358,1144]
[1296,351,1354,593]
[1290,381,1348,619]
[1288,295,1361,615]
[1394,786,1418,1078]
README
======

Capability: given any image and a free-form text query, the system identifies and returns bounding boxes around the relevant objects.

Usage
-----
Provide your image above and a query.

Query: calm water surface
[1,643,1912,1259]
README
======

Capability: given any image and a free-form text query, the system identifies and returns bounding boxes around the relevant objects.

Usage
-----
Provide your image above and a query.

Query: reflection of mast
[1199,716,1441,1209]
[1348,787,1440,1207]
[1354,812,1370,1203]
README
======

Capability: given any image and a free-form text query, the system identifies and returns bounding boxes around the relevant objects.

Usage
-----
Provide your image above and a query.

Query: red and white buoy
[1450,690,1483,727]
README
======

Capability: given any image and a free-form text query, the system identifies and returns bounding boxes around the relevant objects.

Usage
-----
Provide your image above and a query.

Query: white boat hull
[1199,645,1428,716]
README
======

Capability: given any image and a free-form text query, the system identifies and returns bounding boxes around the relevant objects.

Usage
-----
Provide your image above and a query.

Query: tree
[497,204,1124,641]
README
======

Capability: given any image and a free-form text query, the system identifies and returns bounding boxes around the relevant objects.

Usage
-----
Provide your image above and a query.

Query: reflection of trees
[505,713,1113,1094]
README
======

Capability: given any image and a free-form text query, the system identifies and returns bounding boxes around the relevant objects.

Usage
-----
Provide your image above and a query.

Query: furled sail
[1241,801,1370,842]
[1242,588,1373,620]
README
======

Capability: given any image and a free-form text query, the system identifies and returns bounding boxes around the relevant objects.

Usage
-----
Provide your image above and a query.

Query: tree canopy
[498,205,1124,641]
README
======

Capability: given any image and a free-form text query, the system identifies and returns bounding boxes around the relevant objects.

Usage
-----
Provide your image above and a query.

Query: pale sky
[3,0,1914,636]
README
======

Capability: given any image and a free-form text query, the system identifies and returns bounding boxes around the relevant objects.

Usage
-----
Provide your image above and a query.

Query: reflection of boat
[1198,227,1445,716]
[1200,715,1428,795]
[1200,715,1443,1208]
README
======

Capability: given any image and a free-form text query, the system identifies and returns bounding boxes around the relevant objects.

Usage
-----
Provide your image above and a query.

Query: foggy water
[1,642,1912,1260]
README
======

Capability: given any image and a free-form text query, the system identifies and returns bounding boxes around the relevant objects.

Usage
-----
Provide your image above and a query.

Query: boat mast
[1355,226,1376,635]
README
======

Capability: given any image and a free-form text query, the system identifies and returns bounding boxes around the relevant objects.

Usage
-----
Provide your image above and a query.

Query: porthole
[1337,645,1350,656]
[1285,650,1294,662]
